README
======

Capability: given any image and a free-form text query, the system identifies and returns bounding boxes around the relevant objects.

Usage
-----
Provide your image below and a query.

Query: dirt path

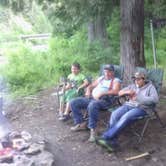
[5,87,166,166]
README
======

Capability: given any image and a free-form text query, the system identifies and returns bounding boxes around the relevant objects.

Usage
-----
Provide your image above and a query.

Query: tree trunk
[120,0,145,85]
[88,15,109,47]
[88,21,95,43]
[95,14,109,47]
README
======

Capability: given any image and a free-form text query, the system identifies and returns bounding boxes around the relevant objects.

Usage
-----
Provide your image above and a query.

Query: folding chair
[55,75,92,111]
[131,67,165,143]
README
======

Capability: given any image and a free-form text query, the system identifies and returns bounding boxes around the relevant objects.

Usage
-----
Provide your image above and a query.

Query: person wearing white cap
[70,64,121,142]
[96,71,159,152]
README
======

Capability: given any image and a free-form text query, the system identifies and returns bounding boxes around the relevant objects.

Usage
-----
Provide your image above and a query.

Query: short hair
[72,62,81,69]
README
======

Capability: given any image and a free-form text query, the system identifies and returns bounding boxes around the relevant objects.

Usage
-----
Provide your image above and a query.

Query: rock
[9,131,21,139]
[12,138,29,151]
[21,131,32,142]
[31,150,55,166]
[24,143,45,155]
[13,154,35,166]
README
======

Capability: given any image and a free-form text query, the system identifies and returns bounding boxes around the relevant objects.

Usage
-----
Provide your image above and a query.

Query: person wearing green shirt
[58,63,89,121]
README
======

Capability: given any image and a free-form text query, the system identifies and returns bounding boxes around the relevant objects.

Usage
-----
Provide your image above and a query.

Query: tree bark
[120,0,145,85]
[88,15,109,47]
[95,14,109,47]
[88,21,95,42]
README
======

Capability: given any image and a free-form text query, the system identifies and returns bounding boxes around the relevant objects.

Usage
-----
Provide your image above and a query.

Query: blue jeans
[102,104,147,141]
[70,96,114,129]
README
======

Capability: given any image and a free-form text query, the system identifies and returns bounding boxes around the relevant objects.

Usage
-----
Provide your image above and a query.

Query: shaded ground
[4,87,166,166]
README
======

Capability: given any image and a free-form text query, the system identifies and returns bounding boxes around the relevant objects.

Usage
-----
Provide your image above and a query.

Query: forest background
[0,0,165,97]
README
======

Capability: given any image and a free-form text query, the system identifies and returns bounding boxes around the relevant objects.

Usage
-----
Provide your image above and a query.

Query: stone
[24,143,45,155]
[31,150,54,166]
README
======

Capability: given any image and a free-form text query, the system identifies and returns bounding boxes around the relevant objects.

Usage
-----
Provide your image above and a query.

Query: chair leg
[154,111,165,128]
[138,118,150,144]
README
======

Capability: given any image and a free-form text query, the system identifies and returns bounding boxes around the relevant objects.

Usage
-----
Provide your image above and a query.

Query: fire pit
[0,131,55,166]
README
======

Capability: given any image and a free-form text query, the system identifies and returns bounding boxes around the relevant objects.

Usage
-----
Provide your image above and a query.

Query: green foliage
[144,23,166,81]
[38,0,114,36]
[25,1,52,33]
[144,0,166,18]
[49,30,118,78]
[107,7,120,60]
[1,0,166,97]
[2,43,58,96]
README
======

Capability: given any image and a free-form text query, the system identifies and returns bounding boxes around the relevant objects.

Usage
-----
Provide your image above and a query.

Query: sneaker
[96,138,114,152]
[58,114,71,121]
[70,122,87,131]
[88,129,96,142]
[58,112,64,117]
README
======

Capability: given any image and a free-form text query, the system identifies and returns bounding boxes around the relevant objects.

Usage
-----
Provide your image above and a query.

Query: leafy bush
[2,43,58,96]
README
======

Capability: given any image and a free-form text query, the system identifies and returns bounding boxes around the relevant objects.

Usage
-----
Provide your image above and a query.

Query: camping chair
[55,77,67,109]
[55,75,92,111]
[130,67,165,143]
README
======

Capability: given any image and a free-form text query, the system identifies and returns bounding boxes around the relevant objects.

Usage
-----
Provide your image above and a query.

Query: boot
[88,129,96,142]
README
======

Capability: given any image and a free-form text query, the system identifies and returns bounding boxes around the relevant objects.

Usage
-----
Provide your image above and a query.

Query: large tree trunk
[88,21,95,43]
[88,15,109,47]
[95,14,109,47]
[120,0,145,85]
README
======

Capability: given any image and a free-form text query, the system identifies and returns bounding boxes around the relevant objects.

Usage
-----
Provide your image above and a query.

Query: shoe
[70,122,87,131]
[58,114,71,121]
[88,129,96,142]
[58,112,63,117]
[96,138,114,152]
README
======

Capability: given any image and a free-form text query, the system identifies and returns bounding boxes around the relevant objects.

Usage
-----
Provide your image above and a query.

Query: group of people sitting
[57,62,159,152]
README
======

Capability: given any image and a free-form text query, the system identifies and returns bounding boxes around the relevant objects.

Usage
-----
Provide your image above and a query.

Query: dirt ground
[4,87,166,166]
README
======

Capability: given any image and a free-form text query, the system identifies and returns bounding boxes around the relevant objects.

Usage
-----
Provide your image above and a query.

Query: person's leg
[63,102,70,115]
[109,105,131,127]
[59,89,79,120]
[70,97,90,125]
[58,89,69,117]
[63,87,80,116]
[58,102,71,121]
[102,107,147,140]
[88,100,107,129]
[88,99,111,142]
[58,98,65,117]
[88,98,117,129]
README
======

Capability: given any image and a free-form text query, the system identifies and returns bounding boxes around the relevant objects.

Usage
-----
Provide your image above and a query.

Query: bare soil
[5,87,166,166]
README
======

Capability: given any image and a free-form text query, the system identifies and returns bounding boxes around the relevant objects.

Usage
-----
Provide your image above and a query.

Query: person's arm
[64,82,72,90]
[77,79,89,92]
[62,74,72,91]
[84,79,98,98]
[136,85,159,105]
[118,85,135,97]
[103,80,121,96]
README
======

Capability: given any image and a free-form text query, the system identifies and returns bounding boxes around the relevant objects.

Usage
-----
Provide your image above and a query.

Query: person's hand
[128,90,136,100]
[85,90,91,98]
[77,87,82,93]
[128,90,135,96]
